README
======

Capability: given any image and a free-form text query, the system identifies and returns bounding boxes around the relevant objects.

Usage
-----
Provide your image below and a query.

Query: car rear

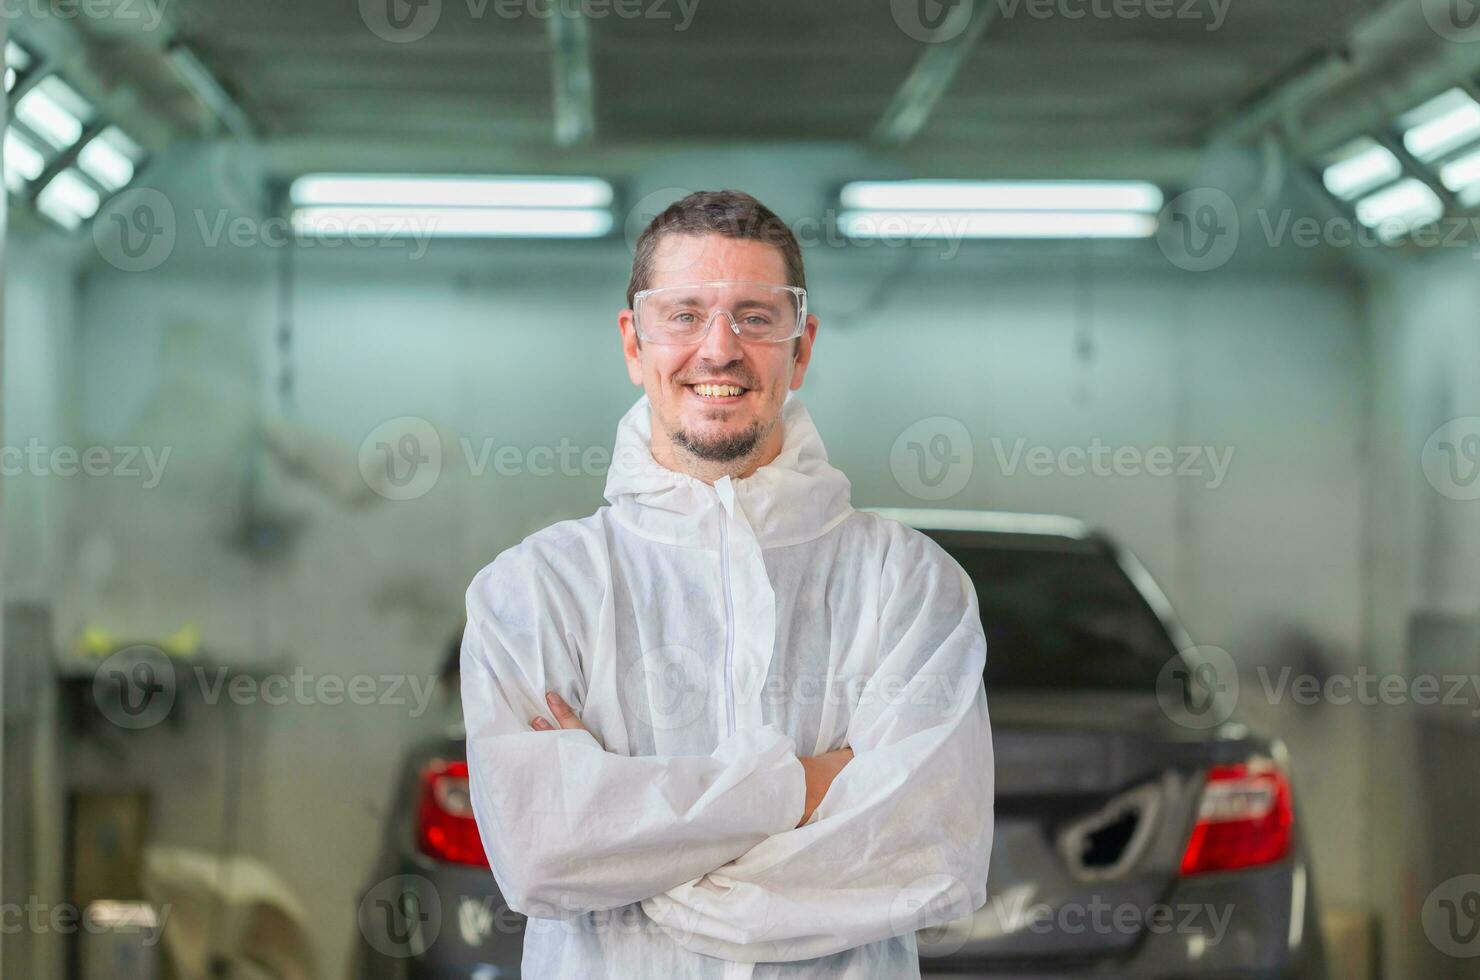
[875,508,1326,979]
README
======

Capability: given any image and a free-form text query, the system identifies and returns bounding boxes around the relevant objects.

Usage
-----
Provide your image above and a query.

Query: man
[461,190,993,978]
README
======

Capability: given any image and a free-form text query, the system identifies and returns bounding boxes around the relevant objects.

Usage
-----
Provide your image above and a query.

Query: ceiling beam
[548,0,595,147]
[1211,0,1480,156]
[871,1,1000,146]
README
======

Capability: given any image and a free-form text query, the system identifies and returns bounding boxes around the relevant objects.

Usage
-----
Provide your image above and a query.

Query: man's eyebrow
[656,292,705,306]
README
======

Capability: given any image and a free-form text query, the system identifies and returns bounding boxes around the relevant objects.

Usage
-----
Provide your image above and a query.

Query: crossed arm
[461,535,994,962]
[533,691,856,829]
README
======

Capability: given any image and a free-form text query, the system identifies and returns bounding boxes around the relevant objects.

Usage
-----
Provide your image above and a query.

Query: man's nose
[695,309,745,360]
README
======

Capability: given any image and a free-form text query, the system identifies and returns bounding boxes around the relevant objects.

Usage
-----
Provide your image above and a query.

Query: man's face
[619,233,817,471]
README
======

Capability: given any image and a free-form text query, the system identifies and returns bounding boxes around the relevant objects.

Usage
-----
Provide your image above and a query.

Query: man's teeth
[692,384,745,398]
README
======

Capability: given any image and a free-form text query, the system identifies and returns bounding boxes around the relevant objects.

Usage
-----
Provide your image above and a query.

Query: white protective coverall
[461,393,994,979]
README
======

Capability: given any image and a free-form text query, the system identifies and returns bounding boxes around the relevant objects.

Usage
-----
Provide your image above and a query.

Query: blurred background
[3,0,1480,978]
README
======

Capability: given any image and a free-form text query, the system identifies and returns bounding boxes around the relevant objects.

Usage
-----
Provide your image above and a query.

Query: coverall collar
[603,392,854,549]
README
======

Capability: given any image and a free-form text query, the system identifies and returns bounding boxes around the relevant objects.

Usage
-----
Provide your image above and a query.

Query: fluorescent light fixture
[4,129,48,188]
[78,127,144,192]
[291,174,613,209]
[35,168,102,230]
[1400,88,1480,162]
[292,206,614,238]
[1321,139,1402,201]
[840,209,1158,239]
[1440,145,1480,194]
[840,179,1163,213]
[5,40,33,93]
[14,76,93,150]
[1354,178,1444,238]
[837,179,1162,240]
[287,174,615,239]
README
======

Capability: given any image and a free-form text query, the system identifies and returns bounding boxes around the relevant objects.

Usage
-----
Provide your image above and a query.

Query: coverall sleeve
[461,546,808,920]
[640,531,994,962]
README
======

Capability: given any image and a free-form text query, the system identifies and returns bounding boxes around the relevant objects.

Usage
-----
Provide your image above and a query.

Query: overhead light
[5,40,33,93]
[839,209,1158,239]
[4,129,48,193]
[1354,179,1444,239]
[1400,88,1480,163]
[14,76,93,150]
[292,206,614,238]
[1321,139,1402,201]
[290,174,613,209]
[35,168,102,230]
[287,174,616,239]
[78,127,145,192]
[1441,145,1480,207]
[837,179,1162,240]
[840,180,1164,213]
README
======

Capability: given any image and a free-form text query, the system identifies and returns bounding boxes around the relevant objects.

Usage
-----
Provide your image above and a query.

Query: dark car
[353,508,1327,979]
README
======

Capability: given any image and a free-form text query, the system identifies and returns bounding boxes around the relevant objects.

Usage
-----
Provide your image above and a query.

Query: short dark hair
[626,190,806,307]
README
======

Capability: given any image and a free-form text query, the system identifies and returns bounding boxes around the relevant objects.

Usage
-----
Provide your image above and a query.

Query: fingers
[530,692,588,733]
[546,692,586,730]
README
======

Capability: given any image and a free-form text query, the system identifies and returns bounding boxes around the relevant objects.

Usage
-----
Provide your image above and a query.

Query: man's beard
[671,419,767,462]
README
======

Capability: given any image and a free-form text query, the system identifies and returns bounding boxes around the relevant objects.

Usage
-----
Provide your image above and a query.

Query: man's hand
[531,692,590,735]
[797,747,853,827]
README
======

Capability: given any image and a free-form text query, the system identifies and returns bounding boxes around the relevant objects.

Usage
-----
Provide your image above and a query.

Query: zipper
[718,508,737,738]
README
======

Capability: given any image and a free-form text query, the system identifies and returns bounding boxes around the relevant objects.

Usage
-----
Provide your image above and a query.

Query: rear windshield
[935,537,1178,691]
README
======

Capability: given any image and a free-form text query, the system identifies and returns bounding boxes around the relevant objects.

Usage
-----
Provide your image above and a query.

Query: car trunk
[920,690,1266,963]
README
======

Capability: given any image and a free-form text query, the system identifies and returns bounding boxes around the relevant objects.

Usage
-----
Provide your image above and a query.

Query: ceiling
[50,0,1434,184]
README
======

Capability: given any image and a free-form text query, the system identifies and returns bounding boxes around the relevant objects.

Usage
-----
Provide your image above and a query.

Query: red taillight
[417,760,490,868]
[1179,757,1294,876]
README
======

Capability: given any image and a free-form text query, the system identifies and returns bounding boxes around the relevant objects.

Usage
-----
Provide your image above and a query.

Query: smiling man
[461,190,994,978]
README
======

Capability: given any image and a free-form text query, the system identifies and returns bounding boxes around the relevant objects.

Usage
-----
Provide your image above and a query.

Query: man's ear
[789,314,818,390]
[618,309,644,386]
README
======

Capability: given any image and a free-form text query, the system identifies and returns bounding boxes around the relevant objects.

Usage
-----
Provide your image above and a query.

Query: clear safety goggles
[631,280,808,346]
